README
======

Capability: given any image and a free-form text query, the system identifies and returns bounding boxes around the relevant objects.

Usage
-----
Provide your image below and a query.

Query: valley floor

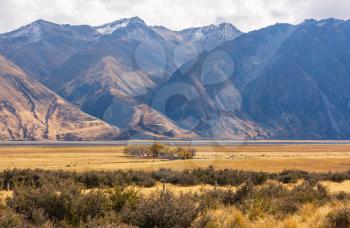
[0,144,349,172]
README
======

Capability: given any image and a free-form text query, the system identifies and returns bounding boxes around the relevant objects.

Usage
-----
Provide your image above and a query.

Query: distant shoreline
[2,140,350,147]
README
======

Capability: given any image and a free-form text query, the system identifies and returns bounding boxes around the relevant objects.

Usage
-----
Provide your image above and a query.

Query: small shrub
[325,172,350,183]
[8,183,112,226]
[152,169,199,186]
[235,181,331,218]
[0,210,25,228]
[289,182,329,205]
[0,177,4,190]
[82,212,121,227]
[109,187,139,212]
[76,190,111,223]
[121,191,203,228]
[325,208,350,228]
[277,170,309,184]
[334,191,350,201]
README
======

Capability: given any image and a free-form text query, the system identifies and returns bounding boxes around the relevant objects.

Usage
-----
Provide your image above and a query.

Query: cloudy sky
[0,0,350,33]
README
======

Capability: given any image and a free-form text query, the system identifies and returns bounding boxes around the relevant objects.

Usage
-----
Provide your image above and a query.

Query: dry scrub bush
[0,168,349,227]
[199,181,331,221]
[7,183,113,226]
[108,187,139,212]
[2,168,350,191]
[325,207,350,228]
[121,191,203,228]
[0,209,25,228]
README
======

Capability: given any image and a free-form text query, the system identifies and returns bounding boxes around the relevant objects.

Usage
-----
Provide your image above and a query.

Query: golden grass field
[1,144,349,227]
[0,144,349,172]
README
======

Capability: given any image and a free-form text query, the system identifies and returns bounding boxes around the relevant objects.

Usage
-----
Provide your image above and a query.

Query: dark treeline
[1,167,350,191]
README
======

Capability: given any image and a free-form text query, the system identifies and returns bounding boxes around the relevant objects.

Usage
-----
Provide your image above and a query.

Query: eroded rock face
[0,55,121,141]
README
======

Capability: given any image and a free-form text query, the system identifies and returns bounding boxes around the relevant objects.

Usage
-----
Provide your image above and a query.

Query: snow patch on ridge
[96,21,129,35]
[95,17,145,36]
[1,22,43,42]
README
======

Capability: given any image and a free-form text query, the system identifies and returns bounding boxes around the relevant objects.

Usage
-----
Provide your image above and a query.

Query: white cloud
[0,0,349,33]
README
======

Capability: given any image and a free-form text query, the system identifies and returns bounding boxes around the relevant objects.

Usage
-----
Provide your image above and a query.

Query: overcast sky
[1,0,350,33]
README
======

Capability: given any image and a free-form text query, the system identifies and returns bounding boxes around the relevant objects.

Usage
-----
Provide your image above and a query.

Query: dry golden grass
[127,182,235,195]
[0,144,349,172]
[321,180,350,194]
[0,191,13,204]
[205,201,350,228]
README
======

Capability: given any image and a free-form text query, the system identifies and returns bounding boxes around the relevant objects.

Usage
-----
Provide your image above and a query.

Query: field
[0,144,350,172]
[0,143,350,227]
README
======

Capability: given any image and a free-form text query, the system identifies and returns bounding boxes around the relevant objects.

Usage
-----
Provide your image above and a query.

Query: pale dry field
[0,144,349,172]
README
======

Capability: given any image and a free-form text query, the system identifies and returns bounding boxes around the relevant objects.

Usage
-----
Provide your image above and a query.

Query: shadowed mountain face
[243,19,350,139]
[159,19,350,139]
[2,17,350,140]
[0,55,120,140]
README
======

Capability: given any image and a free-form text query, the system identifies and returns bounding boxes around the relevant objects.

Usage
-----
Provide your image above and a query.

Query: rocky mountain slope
[160,19,350,139]
[29,17,233,139]
[0,55,120,140]
[2,17,350,140]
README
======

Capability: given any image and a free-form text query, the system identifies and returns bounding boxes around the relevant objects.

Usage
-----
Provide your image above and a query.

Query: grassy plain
[0,144,349,172]
[1,144,349,227]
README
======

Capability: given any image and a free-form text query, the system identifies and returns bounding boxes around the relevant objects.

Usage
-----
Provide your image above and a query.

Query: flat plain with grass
[0,144,349,172]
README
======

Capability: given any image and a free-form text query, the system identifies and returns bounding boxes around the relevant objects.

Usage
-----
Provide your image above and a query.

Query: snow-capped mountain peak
[0,19,54,40]
[178,22,242,51]
[180,23,241,41]
[95,17,146,35]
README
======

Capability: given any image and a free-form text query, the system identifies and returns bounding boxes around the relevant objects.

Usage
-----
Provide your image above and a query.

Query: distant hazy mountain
[0,55,120,140]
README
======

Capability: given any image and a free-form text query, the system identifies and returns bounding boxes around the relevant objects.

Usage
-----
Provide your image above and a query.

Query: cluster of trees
[124,143,197,160]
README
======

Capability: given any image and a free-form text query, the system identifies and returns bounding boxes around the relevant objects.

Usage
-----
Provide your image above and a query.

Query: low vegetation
[0,168,349,227]
[124,143,196,160]
[1,167,350,190]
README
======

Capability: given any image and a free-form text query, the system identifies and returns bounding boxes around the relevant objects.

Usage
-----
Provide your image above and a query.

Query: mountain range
[1,17,350,140]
